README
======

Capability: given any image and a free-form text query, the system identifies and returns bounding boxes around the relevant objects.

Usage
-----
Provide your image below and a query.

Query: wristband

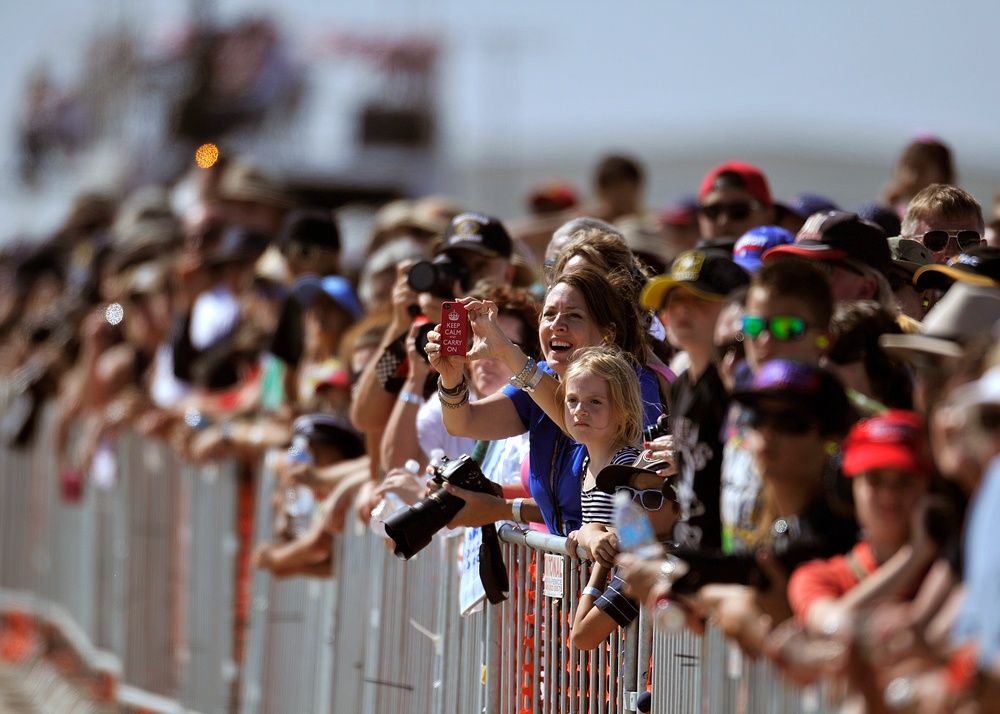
[509,357,537,389]
[399,391,425,406]
[438,375,468,397]
[522,365,545,393]
[582,586,603,599]
[511,498,525,523]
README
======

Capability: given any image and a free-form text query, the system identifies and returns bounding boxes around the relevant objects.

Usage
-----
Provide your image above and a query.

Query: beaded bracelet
[439,389,470,409]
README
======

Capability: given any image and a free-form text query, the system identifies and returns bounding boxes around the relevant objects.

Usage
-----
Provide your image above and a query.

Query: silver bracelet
[509,357,537,389]
[511,497,525,523]
[522,365,545,393]
[582,586,603,599]
[399,391,425,406]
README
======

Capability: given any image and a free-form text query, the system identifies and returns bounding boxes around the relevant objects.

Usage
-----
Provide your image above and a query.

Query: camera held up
[406,254,472,297]
[383,454,510,603]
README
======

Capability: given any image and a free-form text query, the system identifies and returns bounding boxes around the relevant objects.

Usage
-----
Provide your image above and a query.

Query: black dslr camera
[641,413,670,444]
[407,255,472,298]
[383,454,510,604]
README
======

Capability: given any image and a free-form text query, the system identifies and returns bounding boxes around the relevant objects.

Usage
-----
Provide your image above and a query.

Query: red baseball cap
[841,410,931,478]
[698,161,772,209]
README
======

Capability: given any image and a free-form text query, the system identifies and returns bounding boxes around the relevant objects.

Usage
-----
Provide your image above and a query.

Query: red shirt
[787,541,879,623]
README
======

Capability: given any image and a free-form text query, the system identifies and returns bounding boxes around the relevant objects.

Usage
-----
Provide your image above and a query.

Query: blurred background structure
[1,0,999,246]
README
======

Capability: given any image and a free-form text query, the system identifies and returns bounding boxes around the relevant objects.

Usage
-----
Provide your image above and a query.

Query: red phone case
[440,303,468,357]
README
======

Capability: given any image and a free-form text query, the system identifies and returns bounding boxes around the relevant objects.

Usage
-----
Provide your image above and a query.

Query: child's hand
[576,522,619,568]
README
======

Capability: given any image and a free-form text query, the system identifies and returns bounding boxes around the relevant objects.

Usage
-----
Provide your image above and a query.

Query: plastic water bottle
[653,596,687,633]
[284,437,315,538]
[613,490,661,558]
[370,459,418,538]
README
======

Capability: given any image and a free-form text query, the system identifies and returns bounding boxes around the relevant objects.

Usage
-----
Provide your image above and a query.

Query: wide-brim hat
[880,281,1000,361]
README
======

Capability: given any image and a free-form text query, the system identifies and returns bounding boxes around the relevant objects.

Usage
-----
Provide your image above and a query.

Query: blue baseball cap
[294,275,364,320]
[732,225,794,273]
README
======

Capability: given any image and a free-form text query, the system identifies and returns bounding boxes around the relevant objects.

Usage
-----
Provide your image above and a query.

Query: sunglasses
[283,242,336,261]
[698,200,763,222]
[745,407,817,435]
[917,230,982,253]
[615,486,667,511]
[741,315,808,341]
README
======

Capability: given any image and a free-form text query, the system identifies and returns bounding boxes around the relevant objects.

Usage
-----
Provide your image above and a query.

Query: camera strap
[478,522,509,604]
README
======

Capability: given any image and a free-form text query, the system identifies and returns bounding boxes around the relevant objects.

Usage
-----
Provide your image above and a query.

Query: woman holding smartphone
[425,263,662,536]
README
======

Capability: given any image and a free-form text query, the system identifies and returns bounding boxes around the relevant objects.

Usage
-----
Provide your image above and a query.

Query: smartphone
[439,302,469,357]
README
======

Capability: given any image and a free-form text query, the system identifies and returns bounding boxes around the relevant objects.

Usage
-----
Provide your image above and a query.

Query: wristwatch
[522,366,545,393]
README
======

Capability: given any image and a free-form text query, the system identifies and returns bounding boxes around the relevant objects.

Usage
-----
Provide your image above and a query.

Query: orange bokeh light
[195,143,220,168]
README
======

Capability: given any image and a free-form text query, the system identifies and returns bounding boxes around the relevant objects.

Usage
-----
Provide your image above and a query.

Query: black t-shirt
[670,363,728,550]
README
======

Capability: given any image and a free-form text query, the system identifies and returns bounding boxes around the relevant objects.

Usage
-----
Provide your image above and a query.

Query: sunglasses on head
[745,407,817,435]
[615,485,667,511]
[741,315,808,341]
[918,230,982,253]
[698,200,763,222]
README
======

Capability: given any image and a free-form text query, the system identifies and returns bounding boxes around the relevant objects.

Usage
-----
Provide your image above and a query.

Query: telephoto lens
[384,455,488,559]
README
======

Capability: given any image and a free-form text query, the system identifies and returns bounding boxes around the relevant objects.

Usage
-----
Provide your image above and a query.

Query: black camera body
[641,413,670,444]
[383,454,510,603]
[407,255,472,297]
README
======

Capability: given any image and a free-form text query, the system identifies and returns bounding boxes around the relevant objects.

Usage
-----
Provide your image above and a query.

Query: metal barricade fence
[240,449,339,714]
[0,400,240,714]
[0,401,853,714]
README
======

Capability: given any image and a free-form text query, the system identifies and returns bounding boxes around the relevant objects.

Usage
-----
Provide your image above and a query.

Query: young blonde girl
[555,346,645,566]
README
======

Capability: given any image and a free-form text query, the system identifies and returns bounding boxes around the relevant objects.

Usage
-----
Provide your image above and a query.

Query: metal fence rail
[0,401,239,714]
[0,402,851,714]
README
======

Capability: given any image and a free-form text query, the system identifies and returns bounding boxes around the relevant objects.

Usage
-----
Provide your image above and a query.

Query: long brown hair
[550,264,646,366]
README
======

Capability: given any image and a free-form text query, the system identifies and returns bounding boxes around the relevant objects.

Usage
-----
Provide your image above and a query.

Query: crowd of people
[7,136,1000,712]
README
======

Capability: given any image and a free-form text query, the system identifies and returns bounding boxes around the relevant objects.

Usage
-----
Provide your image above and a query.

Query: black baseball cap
[913,245,1000,291]
[763,210,892,275]
[280,209,341,252]
[436,212,513,259]
[641,250,749,309]
[732,359,853,436]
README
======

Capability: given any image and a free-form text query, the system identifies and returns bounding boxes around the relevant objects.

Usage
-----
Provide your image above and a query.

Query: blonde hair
[555,345,643,448]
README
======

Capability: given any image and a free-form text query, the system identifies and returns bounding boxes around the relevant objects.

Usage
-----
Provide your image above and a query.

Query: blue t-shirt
[502,361,663,535]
